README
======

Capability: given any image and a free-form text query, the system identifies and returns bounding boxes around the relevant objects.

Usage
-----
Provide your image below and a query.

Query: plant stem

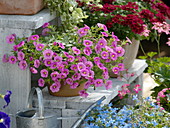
[155,35,161,57]
[139,43,147,56]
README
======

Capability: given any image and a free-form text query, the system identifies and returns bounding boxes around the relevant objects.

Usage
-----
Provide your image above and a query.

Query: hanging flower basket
[0,0,44,15]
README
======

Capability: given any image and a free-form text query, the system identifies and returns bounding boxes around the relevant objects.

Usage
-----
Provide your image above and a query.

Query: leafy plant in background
[76,0,170,40]
[43,0,87,32]
[0,91,12,128]
[83,95,170,128]
[3,23,129,97]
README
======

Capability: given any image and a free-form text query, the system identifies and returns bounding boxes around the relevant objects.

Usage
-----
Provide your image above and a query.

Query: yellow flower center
[0,119,4,123]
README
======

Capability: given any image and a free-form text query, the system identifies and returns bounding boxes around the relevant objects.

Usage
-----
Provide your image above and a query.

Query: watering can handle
[27,87,44,118]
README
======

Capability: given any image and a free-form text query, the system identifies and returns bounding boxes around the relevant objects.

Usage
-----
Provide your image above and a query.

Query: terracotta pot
[109,38,140,77]
[0,0,44,15]
[47,81,85,97]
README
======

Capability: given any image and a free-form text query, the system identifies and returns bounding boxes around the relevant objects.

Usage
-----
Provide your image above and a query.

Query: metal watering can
[16,87,60,128]
[16,87,106,128]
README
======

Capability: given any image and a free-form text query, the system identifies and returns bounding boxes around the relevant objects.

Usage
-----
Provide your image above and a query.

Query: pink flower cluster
[156,88,170,105]
[3,23,127,97]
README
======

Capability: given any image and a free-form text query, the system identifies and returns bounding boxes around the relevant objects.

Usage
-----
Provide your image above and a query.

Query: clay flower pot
[0,0,44,15]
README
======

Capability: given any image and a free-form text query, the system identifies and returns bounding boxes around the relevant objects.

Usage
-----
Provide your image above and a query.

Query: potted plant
[0,0,44,15]
[76,0,170,71]
[3,23,128,97]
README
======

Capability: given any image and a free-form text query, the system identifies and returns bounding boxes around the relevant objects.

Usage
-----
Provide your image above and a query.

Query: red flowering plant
[3,23,129,97]
[76,0,170,40]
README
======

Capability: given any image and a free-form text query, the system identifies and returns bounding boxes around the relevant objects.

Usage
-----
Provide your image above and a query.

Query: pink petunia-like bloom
[72,73,81,81]
[72,47,81,55]
[50,62,58,69]
[118,63,125,71]
[111,41,117,48]
[54,56,62,63]
[57,64,65,71]
[63,51,69,57]
[133,84,142,93]
[101,51,109,59]
[81,56,87,63]
[50,82,61,93]
[102,67,108,74]
[101,32,108,37]
[38,78,45,87]
[95,45,102,54]
[112,67,119,74]
[140,24,150,37]
[42,28,50,36]
[62,69,69,75]
[43,49,54,59]
[83,47,92,56]
[98,38,107,48]
[18,41,25,47]
[42,22,50,28]
[50,71,59,81]
[77,62,86,71]
[6,34,15,44]
[70,82,79,89]
[36,44,44,51]
[110,52,118,61]
[40,69,48,78]
[59,73,67,79]
[67,55,75,62]
[34,59,40,68]
[114,47,125,57]
[105,80,112,90]
[2,54,8,63]
[66,78,73,85]
[79,90,88,98]
[77,25,90,37]
[105,46,114,52]
[30,35,39,41]
[94,57,101,64]
[126,37,132,44]
[84,81,91,89]
[94,79,103,87]
[83,40,93,47]
[112,32,120,42]
[97,62,104,69]
[85,61,93,70]
[70,64,78,71]
[102,72,109,79]
[152,22,170,34]
[57,42,65,49]
[13,45,18,51]
[80,69,89,77]
[30,67,38,74]
[44,59,53,67]
[17,51,25,61]
[8,56,17,64]
[19,60,28,70]
[88,70,94,79]
[97,23,108,31]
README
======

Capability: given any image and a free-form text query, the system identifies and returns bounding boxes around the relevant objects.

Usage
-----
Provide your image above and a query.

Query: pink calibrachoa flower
[79,90,88,98]
[30,67,38,74]
[70,64,78,71]
[50,62,58,69]
[77,62,86,71]
[13,45,18,51]
[97,62,104,69]
[88,70,94,78]
[72,47,81,55]
[34,59,40,68]
[101,51,109,59]
[80,69,89,77]
[57,64,65,71]
[36,44,44,51]
[84,81,91,89]
[54,56,62,63]
[38,78,45,87]
[19,60,28,70]
[62,69,69,75]
[51,71,59,81]
[67,55,75,62]
[40,69,48,78]
[77,26,89,37]
[111,41,117,47]
[83,47,92,56]
[17,41,25,47]
[102,72,109,79]
[111,32,120,42]
[50,83,61,93]
[110,52,117,61]
[112,67,119,74]
[6,34,15,44]
[94,79,103,87]
[30,35,39,41]
[152,22,170,34]
[70,82,79,89]
[2,54,8,63]
[83,40,93,47]
[97,23,108,31]
[126,37,132,44]
[43,49,54,59]
[44,59,53,67]
[101,32,108,37]
[66,78,73,85]
[105,46,114,52]
[98,38,107,48]
[85,61,93,70]
[133,84,142,93]
[57,42,65,49]
[118,63,125,71]
[8,56,17,64]
[115,47,125,57]
[105,80,112,90]
[95,45,102,54]
[59,73,67,79]
[17,51,25,61]
[72,73,81,81]
[42,22,50,28]
[42,28,50,36]
[93,57,101,64]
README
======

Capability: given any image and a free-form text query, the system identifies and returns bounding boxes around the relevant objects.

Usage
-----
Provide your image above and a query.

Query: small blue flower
[3,91,12,108]
[0,111,10,128]
[151,120,158,126]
